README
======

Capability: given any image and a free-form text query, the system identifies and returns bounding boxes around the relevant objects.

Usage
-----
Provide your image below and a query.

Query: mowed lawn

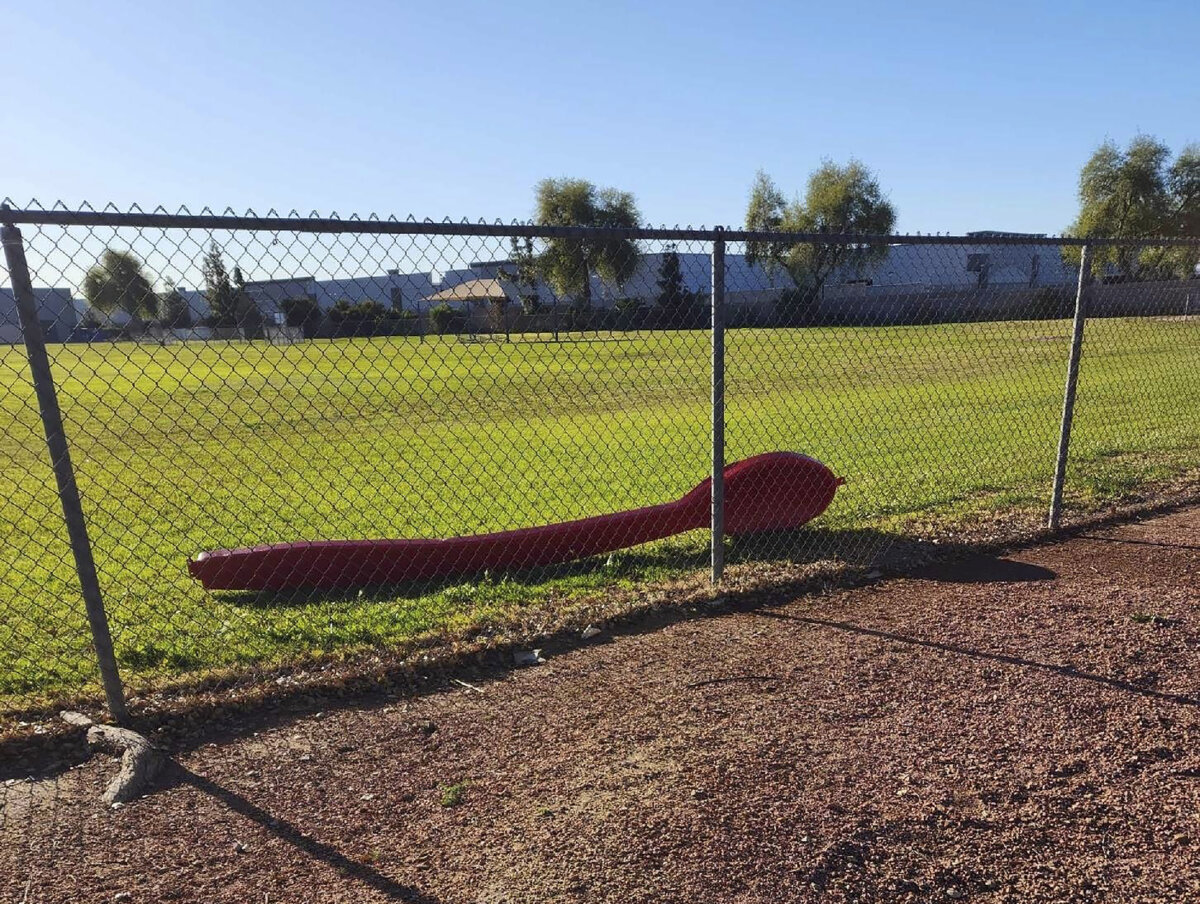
[2,318,1197,703]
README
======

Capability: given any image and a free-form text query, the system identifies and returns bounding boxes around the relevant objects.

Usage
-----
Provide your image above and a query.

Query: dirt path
[4,508,1199,903]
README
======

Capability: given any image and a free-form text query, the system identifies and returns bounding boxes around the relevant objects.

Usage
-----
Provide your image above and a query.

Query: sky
[3,0,1198,236]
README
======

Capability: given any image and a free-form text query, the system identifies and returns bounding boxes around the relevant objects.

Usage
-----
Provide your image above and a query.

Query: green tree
[328,299,355,322]
[655,245,689,310]
[158,279,192,328]
[744,170,787,279]
[329,299,388,334]
[202,243,240,327]
[745,162,897,300]
[82,249,158,328]
[654,245,701,326]
[232,266,265,339]
[280,296,323,337]
[501,236,542,313]
[202,246,264,335]
[1069,136,1200,279]
[533,178,641,310]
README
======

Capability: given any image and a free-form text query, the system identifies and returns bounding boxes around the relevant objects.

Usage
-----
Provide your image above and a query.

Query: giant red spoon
[187,451,842,591]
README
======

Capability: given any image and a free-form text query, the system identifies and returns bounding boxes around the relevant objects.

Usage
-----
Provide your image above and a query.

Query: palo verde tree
[533,178,641,310]
[82,249,158,328]
[745,161,897,301]
[1068,135,1200,280]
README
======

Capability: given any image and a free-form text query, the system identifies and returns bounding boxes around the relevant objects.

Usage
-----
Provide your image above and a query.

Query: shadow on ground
[757,612,1200,707]
[910,556,1056,583]
[158,763,441,902]
[1077,534,1200,552]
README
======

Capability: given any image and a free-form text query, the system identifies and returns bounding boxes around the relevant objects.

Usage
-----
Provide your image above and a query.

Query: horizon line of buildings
[2,236,1087,342]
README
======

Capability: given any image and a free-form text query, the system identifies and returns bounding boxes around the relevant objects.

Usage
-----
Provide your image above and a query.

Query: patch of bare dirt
[3,507,1199,903]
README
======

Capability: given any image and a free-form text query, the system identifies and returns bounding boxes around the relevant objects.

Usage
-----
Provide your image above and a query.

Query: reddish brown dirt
[3,508,1199,903]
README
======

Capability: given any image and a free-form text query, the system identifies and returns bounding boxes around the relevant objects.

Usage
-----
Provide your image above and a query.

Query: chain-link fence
[2,202,1198,726]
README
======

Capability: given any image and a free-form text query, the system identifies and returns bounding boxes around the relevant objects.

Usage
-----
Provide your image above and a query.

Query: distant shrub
[329,299,387,324]
[158,284,193,329]
[326,299,417,337]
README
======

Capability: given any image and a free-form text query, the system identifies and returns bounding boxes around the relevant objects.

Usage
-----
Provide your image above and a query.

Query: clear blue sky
[4,0,1198,235]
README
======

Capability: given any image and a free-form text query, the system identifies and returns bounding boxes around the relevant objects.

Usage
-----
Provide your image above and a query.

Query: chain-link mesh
[1,203,1197,725]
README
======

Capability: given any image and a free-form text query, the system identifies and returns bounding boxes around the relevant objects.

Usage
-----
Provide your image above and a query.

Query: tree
[158,279,192,328]
[202,243,240,327]
[745,162,897,301]
[232,266,265,339]
[280,296,323,337]
[487,294,511,338]
[501,236,542,313]
[202,245,264,336]
[1068,136,1200,280]
[533,178,641,310]
[79,308,104,331]
[654,245,701,326]
[82,249,158,328]
[744,170,787,279]
[656,245,690,306]
[329,299,388,335]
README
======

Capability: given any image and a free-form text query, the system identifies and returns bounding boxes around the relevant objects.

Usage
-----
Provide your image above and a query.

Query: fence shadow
[1076,534,1200,552]
[162,763,442,903]
[727,526,934,569]
[729,528,1059,583]
[760,613,1200,707]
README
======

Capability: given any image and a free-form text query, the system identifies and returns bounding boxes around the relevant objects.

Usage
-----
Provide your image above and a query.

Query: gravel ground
[3,507,1199,903]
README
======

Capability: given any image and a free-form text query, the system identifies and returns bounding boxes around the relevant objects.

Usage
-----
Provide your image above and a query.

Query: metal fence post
[711,229,726,584]
[1,219,129,722]
[1048,244,1091,530]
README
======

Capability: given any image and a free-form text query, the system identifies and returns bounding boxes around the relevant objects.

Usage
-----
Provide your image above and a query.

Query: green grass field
[2,318,1197,704]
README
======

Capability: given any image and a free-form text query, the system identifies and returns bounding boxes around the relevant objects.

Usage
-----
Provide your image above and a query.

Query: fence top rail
[2,204,1200,248]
